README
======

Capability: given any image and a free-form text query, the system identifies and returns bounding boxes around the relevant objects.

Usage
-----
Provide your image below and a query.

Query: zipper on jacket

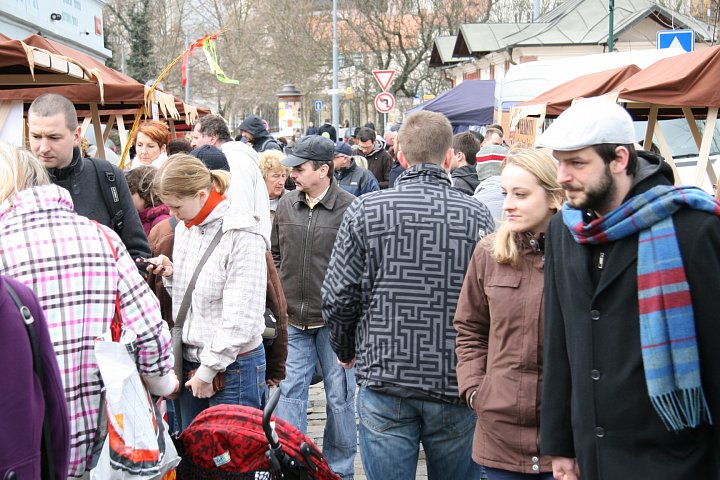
[298,208,314,323]
[597,252,605,270]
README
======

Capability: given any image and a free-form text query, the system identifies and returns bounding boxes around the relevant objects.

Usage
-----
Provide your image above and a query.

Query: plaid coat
[0,185,173,478]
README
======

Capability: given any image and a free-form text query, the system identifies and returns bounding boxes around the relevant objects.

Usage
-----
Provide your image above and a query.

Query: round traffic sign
[375,92,395,113]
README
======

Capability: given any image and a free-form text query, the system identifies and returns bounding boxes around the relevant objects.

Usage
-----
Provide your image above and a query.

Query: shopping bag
[91,328,180,479]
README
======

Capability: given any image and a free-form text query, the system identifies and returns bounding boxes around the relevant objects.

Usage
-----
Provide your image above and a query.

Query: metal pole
[332,0,339,135]
[533,0,541,20]
[608,0,615,52]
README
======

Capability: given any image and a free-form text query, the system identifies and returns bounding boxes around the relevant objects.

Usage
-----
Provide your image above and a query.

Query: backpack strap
[5,282,56,480]
[89,157,125,234]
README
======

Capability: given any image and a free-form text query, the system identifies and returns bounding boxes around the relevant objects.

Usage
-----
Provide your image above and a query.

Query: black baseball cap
[281,135,334,167]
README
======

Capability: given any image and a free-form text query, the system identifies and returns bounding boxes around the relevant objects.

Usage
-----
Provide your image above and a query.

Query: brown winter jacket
[148,217,176,328]
[264,251,288,383]
[147,218,288,383]
[365,147,393,189]
[454,233,552,475]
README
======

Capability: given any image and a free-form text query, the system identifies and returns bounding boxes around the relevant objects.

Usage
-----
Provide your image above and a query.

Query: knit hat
[536,96,635,151]
[476,145,508,180]
[190,145,230,171]
[476,145,509,163]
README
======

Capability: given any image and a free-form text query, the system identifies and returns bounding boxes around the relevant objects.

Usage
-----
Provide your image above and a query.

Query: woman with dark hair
[125,165,170,236]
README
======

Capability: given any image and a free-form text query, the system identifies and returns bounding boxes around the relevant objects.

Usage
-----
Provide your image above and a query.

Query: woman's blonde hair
[492,148,564,266]
[0,142,50,203]
[258,150,289,179]
[155,153,231,200]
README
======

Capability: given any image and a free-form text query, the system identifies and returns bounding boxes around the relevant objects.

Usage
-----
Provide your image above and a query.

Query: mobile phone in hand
[137,257,159,268]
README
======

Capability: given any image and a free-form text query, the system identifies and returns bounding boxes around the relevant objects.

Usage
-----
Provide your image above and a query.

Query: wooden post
[89,103,106,160]
[694,107,718,187]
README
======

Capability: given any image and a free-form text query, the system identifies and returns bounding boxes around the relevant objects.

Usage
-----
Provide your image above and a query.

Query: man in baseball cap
[538,96,720,480]
[272,134,358,477]
[332,141,379,197]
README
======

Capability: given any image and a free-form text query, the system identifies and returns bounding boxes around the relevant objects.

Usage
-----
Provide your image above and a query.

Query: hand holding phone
[137,255,173,276]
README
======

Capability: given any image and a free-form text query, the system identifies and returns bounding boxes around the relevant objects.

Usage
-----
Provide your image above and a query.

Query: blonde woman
[0,143,176,478]
[258,150,290,219]
[147,154,268,429]
[454,148,564,480]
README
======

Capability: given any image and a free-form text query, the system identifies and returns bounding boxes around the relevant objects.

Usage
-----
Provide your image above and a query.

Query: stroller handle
[263,388,282,448]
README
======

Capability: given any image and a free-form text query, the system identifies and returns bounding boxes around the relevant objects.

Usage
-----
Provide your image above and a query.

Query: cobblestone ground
[306,383,428,479]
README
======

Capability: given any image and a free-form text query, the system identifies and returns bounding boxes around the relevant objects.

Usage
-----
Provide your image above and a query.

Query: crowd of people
[1,92,719,480]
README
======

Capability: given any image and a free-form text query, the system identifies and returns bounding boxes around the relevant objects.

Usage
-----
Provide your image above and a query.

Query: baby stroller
[175,389,340,479]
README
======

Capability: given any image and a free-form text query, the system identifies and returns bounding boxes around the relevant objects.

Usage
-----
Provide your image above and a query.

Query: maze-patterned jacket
[322,163,494,403]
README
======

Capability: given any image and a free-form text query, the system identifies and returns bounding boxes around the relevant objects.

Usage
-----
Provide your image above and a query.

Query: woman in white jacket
[149,154,268,429]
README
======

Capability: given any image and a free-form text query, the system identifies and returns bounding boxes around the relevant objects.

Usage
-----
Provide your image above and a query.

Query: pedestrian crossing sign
[656,29,695,53]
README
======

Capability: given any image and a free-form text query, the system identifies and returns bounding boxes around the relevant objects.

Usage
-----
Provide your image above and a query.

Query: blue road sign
[314,100,323,111]
[657,29,695,52]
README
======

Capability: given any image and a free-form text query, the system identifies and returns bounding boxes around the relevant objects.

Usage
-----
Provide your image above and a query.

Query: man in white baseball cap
[538,96,720,480]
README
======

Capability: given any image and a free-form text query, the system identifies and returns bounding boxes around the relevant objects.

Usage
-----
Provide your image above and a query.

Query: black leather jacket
[271,179,355,328]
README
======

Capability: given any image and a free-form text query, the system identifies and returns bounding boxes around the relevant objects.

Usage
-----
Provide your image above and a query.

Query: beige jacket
[454,233,552,474]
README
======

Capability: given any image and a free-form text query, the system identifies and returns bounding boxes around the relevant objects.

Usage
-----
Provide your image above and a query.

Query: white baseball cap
[535,97,635,151]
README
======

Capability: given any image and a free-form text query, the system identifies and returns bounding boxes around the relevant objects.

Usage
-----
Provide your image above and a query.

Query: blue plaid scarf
[563,184,718,431]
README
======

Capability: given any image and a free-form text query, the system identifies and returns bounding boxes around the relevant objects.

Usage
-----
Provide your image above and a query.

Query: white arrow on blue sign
[656,29,695,53]
[314,100,323,111]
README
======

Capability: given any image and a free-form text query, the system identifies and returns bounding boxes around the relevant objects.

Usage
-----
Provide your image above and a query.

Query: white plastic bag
[91,329,180,479]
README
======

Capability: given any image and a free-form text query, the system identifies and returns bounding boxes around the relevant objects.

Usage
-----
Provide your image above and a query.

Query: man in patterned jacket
[322,111,494,480]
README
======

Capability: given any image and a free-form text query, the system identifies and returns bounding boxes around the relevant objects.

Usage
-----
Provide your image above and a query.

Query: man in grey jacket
[322,111,494,480]
[271,135,357,479]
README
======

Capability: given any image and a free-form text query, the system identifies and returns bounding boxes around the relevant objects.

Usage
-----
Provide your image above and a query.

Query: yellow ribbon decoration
[202,38,239,85]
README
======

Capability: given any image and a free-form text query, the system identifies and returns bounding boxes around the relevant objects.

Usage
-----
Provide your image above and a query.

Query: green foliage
[125,2,154,83]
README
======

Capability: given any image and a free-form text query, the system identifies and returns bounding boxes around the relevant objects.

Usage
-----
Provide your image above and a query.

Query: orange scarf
[184,188,226,228]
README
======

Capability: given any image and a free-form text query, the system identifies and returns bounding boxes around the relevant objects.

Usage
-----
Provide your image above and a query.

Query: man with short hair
[333,141,380,197]
[322,111,494,480]
[318,118,337,142]
[482,127,503,146]
[356,126,393,189]
[239,114,282,153]
[538,97,720,479]
[271,135,357,479]
[191,114,271,245]
[27,93,150,265]
[450,131,482,195]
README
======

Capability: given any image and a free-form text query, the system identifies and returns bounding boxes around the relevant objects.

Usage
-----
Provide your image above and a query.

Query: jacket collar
[0,185,74,223]
[335,159,357,179]
[293,178,343,210]
[396,163,451,186]
[47,146,83,181]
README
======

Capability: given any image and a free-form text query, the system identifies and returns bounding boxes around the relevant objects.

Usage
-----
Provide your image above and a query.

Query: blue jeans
[275,325,357,479]
[178,343,268,430]
[485,467,553,480]
[357,386,481,480]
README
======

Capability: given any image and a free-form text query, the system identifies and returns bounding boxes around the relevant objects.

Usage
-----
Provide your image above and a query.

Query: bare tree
[338,0,488,99]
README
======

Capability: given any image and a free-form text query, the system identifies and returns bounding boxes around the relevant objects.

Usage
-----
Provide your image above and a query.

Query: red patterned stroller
[175,389,340,479]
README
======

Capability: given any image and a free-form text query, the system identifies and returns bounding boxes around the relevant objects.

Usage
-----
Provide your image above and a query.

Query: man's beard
[565,164,616,212]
